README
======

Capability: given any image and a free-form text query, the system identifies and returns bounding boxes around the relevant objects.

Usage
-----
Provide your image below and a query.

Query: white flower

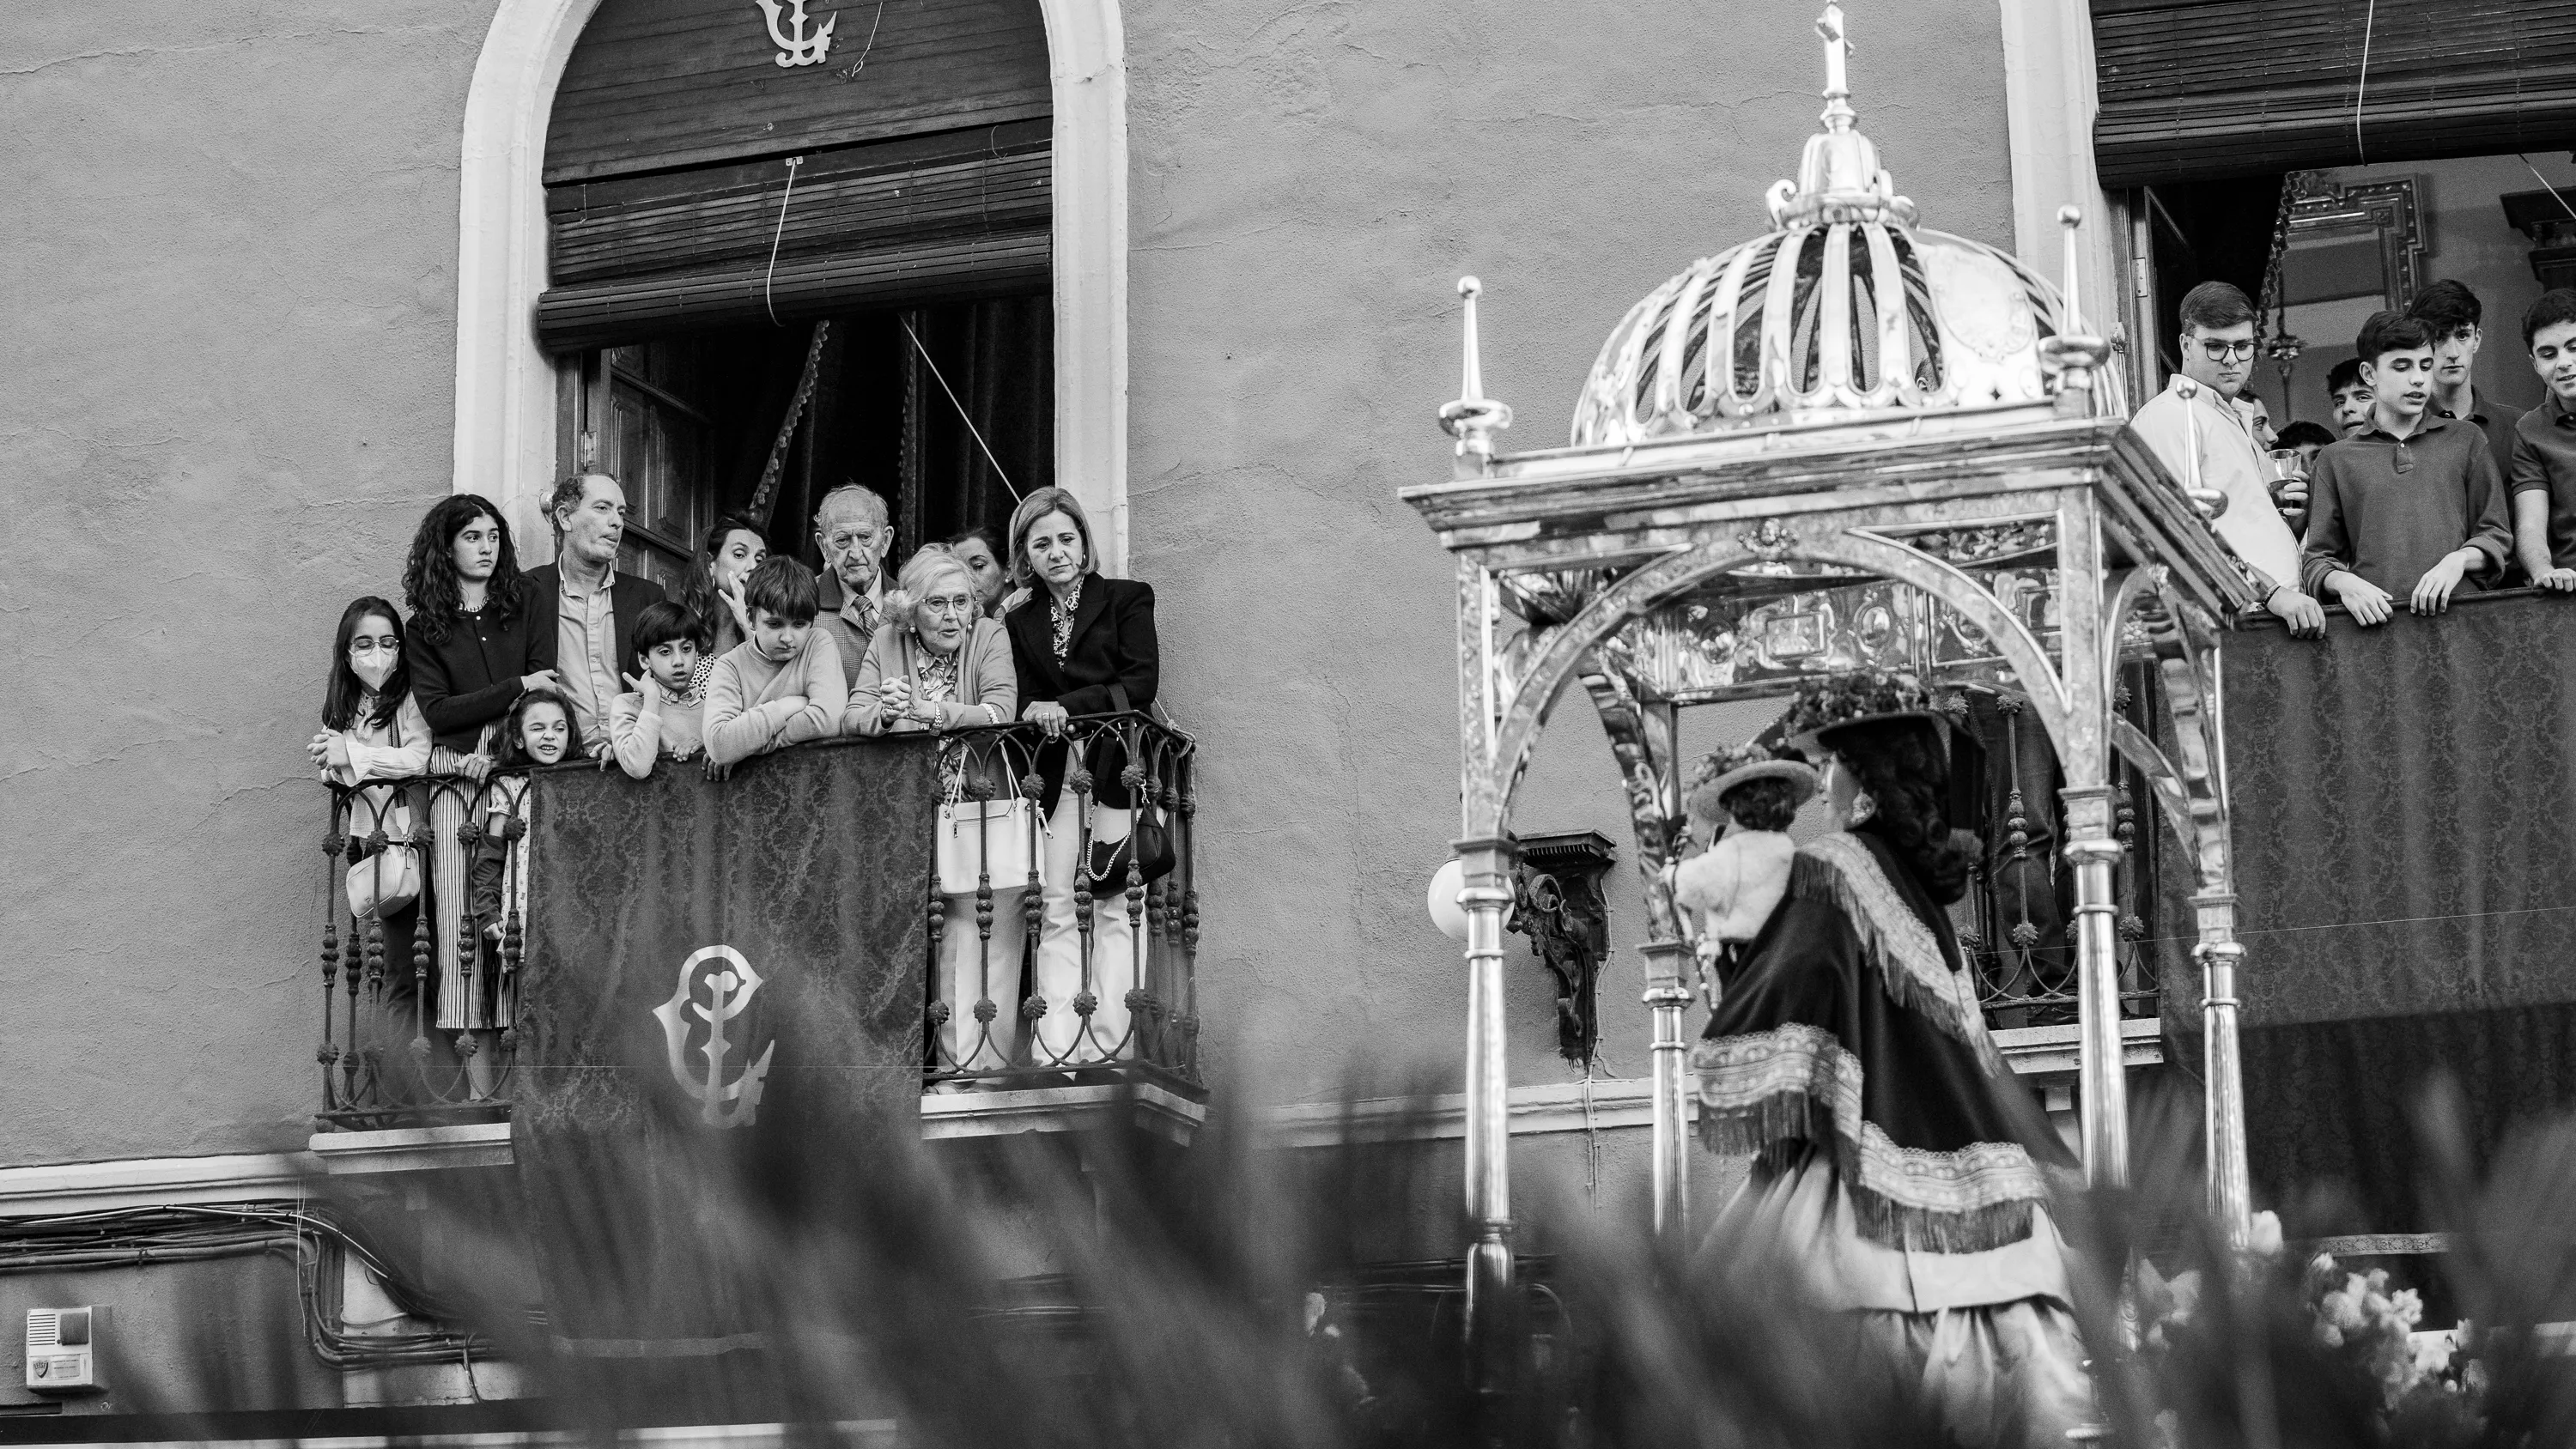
[2411,1330,2453,1377]
[2247,1210,2283,1257]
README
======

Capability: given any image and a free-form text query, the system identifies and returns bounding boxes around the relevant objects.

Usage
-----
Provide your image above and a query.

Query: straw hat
[1684,742,1820,820]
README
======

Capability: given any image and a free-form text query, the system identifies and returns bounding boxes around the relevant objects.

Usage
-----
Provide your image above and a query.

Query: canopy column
[2057,499,2129,1188]
[1583,666,1693,1240]
[1451,835,1518,1375]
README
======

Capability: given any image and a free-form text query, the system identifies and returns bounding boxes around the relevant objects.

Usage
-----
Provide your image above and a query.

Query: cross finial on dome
[1817,3,1856,132]
[1766,1,1911,227]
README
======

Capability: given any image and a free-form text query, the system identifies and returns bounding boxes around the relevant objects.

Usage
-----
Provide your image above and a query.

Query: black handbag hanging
[1083,687,1176,888]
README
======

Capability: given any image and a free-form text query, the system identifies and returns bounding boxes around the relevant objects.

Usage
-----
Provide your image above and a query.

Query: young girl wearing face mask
[312,597,433,787]
[313,599,437,955]
[455,689,582,1098]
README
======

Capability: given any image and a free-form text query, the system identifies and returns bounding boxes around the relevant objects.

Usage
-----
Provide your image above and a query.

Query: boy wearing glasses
[2299,312,2513,626]
[2130,282,2326,635]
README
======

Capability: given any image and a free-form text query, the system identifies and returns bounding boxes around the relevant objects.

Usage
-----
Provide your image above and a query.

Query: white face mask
[350,648,398,692]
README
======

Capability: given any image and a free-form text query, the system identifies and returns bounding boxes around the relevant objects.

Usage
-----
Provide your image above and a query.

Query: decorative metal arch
[1471,524,2080,842]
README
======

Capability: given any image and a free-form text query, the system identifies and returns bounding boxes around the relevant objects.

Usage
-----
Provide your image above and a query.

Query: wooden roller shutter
[2093,0,2576,187]
[538,0,1049,351]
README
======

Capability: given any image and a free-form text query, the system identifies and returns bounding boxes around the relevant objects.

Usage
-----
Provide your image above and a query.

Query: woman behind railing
[848,548,1019,1078]
[404,496,556,1099]
[312,593,520,1113]
[1000,488,1163,1068]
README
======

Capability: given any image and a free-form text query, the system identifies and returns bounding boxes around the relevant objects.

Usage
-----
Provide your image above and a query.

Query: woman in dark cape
[1692,672,2090,1446]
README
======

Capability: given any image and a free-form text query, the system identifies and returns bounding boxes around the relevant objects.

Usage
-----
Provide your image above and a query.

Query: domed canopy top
[1570,4,2092,448]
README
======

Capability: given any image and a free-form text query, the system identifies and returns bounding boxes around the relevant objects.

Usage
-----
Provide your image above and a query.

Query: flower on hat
[1778,669,1936,743]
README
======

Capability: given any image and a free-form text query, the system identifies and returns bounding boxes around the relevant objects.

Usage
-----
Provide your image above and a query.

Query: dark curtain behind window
[784,299,1052,570]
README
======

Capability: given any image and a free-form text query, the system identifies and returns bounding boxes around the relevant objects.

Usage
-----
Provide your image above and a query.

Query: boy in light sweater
[704,556,848,767]
[607,600,714,778]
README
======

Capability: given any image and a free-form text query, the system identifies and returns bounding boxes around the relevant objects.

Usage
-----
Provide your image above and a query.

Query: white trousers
[937,884,1027,1072]
[1030,793,1137,1064]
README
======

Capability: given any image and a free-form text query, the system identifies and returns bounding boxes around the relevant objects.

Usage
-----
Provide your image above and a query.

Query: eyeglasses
[824,528,883,552]
[2194,338,2259,361]
[920,595,976,617]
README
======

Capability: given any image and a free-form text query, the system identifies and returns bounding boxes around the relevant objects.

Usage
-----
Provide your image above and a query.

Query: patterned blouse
[918,637,969,794]
[916,641,962,710]
[1049,577,1084,660]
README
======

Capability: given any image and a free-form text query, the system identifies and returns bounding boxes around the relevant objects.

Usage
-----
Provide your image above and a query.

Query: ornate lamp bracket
[1507,829,1619,1065]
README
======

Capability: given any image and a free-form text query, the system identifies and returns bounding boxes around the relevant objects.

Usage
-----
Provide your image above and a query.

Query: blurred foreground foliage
[44,1073,2576,1448]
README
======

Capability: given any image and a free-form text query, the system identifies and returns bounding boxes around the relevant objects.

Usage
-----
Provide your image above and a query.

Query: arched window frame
[450,0,1128,569]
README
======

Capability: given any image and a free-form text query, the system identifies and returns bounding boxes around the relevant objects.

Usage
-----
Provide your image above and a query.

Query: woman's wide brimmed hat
[1685,742,1820,816]
[1779,670,1942,752]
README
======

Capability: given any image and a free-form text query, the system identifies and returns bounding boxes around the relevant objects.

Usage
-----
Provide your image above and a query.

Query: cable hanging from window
[902,316,1023,501]
[763,155,805,327]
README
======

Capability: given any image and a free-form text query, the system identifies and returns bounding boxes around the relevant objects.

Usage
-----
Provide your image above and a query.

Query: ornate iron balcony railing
[313,713,1201,1132]
[923,715,1201,1091]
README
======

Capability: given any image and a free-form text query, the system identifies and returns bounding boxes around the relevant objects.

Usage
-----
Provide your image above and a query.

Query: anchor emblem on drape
[753,0,837,67]
[652,945,778,1128]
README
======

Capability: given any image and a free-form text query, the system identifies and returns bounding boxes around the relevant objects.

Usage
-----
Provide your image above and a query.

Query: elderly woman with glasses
[846,545,1018,736]
[847,546,1022,1075]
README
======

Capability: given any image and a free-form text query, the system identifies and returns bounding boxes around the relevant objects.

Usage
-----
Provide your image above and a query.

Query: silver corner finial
[2044,204,2111,419]
[2057,206,2086,328]
[1439,276,1512,473]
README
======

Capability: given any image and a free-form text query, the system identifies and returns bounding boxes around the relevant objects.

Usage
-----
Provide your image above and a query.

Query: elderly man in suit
[524,472,666,752]
[813,482,896,682]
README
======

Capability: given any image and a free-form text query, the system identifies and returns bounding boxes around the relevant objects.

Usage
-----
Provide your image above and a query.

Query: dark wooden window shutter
[2093,0,2576,187]
[538,0,1050,352]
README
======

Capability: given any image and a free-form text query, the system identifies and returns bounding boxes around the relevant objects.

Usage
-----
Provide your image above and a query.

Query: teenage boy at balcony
[2130,282,2326,636]
[705,556,848,767]
[2507,288,2576,593]
[2327,359,2372,435]
[2410,280,2527,465]
[2299,312,2514,625]
[526,472,666,755]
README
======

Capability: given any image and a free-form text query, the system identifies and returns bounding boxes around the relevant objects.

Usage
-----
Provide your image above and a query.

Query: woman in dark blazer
[401,494,556,1095]
[1000,488,1158,1068]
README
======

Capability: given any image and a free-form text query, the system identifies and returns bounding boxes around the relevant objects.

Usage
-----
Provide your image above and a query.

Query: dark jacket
[524,562,666,690]
[1698,830,2075,1252]
[410,576,550,753]
[1004,576,1158,812]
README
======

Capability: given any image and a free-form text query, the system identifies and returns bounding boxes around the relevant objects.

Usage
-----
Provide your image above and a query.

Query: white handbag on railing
[937,736,1048,896]
[343,784,422,919]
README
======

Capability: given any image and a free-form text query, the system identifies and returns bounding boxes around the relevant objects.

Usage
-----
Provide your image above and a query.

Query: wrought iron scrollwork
[1507,830,1618,1066]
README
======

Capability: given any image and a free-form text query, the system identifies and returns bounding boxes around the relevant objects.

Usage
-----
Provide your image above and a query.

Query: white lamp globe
[1427,859,1469,941]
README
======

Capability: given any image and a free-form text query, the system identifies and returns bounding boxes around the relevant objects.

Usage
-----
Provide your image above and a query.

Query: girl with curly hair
[402,494,557,1093]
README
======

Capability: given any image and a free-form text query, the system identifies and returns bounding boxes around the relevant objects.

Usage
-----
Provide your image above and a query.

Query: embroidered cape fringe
[1692,1022,2050,1254]
[1789,834,2008,1075]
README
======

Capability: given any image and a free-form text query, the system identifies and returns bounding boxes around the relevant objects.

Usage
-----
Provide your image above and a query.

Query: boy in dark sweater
[2299,312,2513,625]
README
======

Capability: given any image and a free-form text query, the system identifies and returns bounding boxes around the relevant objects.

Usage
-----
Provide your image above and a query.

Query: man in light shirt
[525,472,668,749]
[2127,282,2326,637]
